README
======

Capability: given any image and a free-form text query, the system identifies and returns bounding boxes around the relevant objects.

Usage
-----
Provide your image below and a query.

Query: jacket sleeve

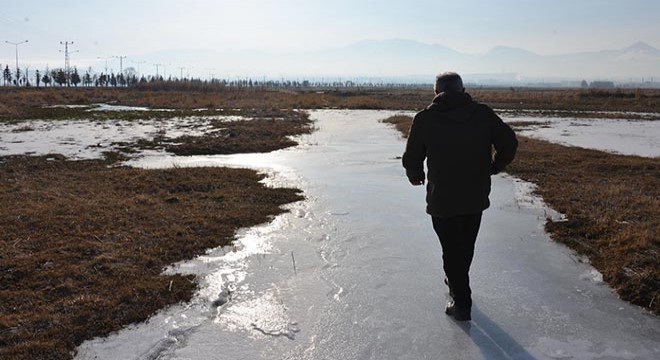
[490,110,518,174]
[402,115,426,182]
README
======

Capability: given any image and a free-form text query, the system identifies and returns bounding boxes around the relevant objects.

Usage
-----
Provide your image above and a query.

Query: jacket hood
[426,91,476,122]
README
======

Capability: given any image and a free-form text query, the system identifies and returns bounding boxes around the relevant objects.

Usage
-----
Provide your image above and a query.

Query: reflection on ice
[505,116,660,157]
[217,288,299,340]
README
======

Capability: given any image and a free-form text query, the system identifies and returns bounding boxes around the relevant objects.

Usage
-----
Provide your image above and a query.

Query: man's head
[434,72,464,94]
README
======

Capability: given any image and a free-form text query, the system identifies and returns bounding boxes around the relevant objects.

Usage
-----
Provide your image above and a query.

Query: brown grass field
[0,101,312,359]
[1,87,659,120]
[0,86,658,358]
[382,115,659,315]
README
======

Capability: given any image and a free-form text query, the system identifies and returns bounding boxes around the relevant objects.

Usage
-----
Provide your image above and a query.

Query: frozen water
[75,110,660,360]
[505,116,660,158]
[0,116,242,160]
[88,103,152,111]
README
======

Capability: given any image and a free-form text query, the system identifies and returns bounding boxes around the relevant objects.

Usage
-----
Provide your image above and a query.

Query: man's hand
[409,179,425,186]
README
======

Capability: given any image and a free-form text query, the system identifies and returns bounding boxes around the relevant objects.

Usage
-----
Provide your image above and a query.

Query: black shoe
[444,277,455,299]
[445,300,471,321]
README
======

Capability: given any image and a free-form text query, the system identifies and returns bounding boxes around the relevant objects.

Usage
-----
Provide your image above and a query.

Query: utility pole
[162,63,171,80]
[132,60,146,78]
[114,55,127,76]
[154,63,162,79]
[5,40,28,86]
[59,41,78,86]
[97,56,112,75]
[178,66,186,79]
[114,55,127,86]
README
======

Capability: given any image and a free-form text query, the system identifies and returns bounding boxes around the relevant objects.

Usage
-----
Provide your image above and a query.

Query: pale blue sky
[1,0,659,76]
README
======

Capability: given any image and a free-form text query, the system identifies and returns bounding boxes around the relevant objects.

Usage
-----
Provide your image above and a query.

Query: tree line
[0,63,428,90]
[1,64,146,87]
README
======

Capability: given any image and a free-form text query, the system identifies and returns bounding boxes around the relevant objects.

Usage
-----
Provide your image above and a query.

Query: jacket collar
[427,91,473,111]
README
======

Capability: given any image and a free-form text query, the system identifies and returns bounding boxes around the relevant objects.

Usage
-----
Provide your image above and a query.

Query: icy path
[76,110,660,360]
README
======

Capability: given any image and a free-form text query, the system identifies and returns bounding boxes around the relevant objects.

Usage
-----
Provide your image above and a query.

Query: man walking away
[402,72,518,321]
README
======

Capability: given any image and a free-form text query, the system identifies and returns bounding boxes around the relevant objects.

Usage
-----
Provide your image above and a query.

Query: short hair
[434,72,464,93]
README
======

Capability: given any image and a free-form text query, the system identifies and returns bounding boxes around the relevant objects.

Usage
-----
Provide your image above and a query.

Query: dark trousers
[432,213,483,308]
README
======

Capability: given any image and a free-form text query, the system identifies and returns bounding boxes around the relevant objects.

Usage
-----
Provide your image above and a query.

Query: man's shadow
[453,305,538,360]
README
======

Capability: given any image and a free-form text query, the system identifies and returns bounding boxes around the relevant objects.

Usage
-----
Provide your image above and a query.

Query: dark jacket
[402,91,518,218]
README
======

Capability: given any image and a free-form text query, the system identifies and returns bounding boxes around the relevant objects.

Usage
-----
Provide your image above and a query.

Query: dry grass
[121,110,312,156]
[383,115,660,314]
[471,88,660,114]
[0,155,304,359]
[1,87,659,121]
[381,115,413,136]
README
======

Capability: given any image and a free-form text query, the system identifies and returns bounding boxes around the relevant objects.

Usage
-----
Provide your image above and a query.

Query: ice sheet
[506,116,660,158]
[0,116,240,160]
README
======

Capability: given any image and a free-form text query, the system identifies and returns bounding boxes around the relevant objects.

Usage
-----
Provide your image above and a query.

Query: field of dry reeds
[1,87,659,121]
[383,115,659,315]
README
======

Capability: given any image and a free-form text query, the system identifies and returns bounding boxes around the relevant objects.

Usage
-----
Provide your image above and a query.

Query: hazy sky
[1,0,659,76]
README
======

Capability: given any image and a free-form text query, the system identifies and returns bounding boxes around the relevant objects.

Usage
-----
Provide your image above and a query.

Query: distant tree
[3,65,11,86]
[98,73,107,87]
[123,67,137,86]
[110,73,117,87]
[35,70,41,87]
[50,69,58,85]
[13,68,22,86]
[581,80,589,88]
[55,69,67,86]
[83,69,93,87]
[71,67,81,87]
[42,71,51,87]
[24,67,30,86]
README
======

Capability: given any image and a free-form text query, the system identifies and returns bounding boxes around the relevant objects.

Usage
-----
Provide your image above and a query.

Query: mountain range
[138,39,660,83]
